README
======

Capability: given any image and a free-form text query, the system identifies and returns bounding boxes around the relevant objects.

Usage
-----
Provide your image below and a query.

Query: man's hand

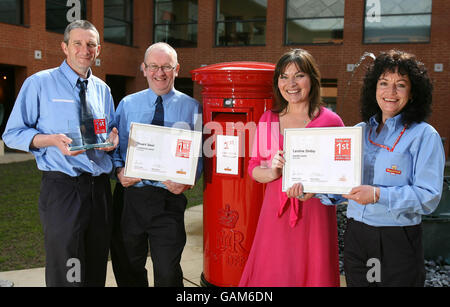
[31,133,86,156]
[116,167,142,187]
[96,127,119,152]
[163,180,191,195]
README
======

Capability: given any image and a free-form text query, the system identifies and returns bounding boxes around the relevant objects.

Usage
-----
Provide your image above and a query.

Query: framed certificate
[216,135,240,175]
[282,126,363,194]
[124,122,202,185]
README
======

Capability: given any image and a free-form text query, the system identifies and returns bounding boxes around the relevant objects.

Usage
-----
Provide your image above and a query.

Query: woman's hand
[270,150,285,180]
[343,185,379,205]
[286,182,315,201]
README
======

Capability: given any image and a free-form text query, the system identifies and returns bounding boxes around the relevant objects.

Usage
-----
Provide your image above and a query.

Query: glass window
[46,0,87,34]
[364,0,432,43]
[0,0,23,25]
[285,0,344,45]
[104,0,133,45]
[154,0,198,47]
[216,0,267,46]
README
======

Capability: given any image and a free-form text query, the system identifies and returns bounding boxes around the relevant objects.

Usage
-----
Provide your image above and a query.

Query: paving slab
[0,205,204,287]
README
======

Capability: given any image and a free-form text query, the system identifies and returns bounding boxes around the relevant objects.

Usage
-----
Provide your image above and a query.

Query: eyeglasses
[144,63,176,72]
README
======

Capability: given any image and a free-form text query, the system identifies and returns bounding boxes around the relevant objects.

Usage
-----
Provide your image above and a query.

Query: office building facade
[0,0,448,156]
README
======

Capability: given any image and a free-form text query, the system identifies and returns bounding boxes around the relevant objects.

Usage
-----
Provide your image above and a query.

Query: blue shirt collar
[60,60,92,89]
[148,88,175,106]
[369,113,404,131]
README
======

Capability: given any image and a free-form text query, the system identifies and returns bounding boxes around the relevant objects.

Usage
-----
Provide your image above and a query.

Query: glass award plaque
[67,115,113,151]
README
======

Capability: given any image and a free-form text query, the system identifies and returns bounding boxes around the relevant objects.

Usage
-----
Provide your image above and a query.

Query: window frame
[153,0,198,48]
[104,0,134,46]
[215,0,267,47]
[362,0,432,44]
[45,0,87,34]
[284,0,345,46]
[0,0,24,26]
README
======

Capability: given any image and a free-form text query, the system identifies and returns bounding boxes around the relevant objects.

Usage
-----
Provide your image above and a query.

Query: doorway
[0,65,16,136]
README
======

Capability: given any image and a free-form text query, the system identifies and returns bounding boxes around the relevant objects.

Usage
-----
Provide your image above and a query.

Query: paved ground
[0,151,35,164]
[0,152,203,286]
[0,205,203,287]
[0,152,351,287]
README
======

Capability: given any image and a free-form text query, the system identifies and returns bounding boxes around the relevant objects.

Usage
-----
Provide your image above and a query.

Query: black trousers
[110,182,137,286]
[112,184,187,287]
[38,171,113,287]
[344,218,425,287]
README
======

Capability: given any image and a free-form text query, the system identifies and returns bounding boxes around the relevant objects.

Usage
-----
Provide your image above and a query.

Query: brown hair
[272,49,323,118]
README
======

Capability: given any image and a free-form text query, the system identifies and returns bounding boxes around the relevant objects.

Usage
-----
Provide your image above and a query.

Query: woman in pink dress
[239,49,344,287]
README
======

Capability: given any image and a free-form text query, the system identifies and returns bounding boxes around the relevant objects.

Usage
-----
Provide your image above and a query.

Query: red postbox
[191,62,275,287]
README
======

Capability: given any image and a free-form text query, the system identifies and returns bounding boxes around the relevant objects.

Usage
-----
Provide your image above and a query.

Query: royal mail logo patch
[386,165,402,175]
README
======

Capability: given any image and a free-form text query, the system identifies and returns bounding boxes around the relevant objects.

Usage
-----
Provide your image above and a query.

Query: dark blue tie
[151,96,164,126]
[78,79,96,144]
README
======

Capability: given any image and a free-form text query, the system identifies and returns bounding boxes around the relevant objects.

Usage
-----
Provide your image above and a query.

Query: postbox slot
[212,112,247,123]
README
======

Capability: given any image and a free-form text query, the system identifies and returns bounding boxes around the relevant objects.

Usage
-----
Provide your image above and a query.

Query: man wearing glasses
[111,42,202,287]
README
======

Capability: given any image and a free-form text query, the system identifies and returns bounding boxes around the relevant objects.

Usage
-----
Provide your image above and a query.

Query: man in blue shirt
[2,20,118,287]
[110,42,201,287]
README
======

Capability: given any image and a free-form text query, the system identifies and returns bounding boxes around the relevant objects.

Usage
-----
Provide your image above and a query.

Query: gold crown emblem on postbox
[218,204,239,229]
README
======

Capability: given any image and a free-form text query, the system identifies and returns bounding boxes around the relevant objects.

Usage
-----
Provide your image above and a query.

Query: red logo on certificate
[176,139,191,158]
[93,119,107,134]
[335,138,351,161]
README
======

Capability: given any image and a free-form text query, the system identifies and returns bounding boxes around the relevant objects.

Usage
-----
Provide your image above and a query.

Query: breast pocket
[127,112,154,126]
[40,98,79,134]
[373,151,412,187]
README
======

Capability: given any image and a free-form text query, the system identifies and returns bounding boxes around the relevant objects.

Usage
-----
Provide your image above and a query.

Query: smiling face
[376,69,412,122]
[277,62,312,106]
[142,46,179,96]
[61,28,100,78]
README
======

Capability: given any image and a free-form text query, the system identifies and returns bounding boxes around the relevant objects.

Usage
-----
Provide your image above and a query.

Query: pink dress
[239,107,344,287]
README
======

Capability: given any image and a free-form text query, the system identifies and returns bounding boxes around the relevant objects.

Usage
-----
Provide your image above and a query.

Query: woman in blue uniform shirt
[338,50,445,286]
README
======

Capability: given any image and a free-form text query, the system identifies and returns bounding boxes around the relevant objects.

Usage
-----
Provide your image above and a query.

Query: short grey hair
[144,42,178,64]
[63,20,100,44]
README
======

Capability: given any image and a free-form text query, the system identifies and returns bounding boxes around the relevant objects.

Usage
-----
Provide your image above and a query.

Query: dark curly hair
[360,50,433,126]
[272,49,323,119]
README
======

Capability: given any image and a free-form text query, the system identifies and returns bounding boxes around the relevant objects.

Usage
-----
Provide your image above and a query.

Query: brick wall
[185,0,450,157]
[0,0,448,156]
